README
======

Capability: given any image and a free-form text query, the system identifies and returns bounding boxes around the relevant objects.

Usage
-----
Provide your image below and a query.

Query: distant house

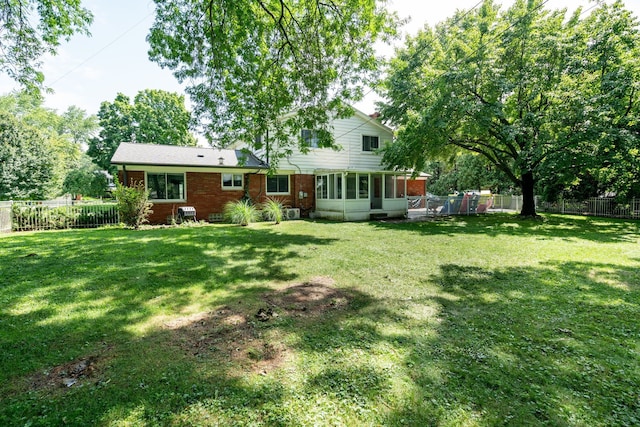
[111,108,427,223]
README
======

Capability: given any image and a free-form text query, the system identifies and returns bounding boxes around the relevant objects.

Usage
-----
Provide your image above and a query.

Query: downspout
[122,164,128,186]
[288,160,306,211]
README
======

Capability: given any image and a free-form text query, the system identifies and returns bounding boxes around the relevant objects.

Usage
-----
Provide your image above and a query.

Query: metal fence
[0,200,119,232]
[407,194,640,220]
[407,194,523,216]
[537,198,640,219]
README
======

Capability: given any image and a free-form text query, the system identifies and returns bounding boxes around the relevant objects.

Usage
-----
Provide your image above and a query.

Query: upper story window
[302,129,320,148]
[147,173,185,201]
[267,175,289,194]
[362,135,379,152]
[222,173,243,189]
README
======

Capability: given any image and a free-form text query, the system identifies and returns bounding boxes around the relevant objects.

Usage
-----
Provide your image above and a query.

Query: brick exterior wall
[397,177,427,197]
[406,179,427,197]
[117,170,317,223]
[289,174,316,216]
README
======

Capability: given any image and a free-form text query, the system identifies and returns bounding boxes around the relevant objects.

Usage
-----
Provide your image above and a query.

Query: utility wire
[47,10,156,87]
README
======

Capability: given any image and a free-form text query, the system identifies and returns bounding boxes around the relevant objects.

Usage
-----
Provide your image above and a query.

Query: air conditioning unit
[285,208,300,220]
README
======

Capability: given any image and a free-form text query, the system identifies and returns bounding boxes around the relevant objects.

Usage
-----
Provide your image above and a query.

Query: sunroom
[312,170,409,221]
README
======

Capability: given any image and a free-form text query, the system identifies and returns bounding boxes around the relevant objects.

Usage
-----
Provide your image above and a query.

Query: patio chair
[476,197,493,213]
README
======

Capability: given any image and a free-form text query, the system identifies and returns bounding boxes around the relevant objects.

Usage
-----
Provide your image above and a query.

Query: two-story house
[253,108,410,221]
[111,107,424,223]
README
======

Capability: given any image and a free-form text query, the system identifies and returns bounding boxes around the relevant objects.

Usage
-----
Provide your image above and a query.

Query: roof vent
[197,154,204,158]
[218,156,224,165]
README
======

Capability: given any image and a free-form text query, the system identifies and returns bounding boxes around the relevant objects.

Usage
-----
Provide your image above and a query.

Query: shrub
[113,180,153,229]
[10,204,78,231]
[262,198,285,224]
[224,200,261,226]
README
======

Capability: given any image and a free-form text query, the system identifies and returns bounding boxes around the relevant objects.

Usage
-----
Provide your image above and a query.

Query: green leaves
[88,90,196,172]
[381,0,640,214]
[0,0,93,94]
[148,0,398,153]
[0,112,55,200]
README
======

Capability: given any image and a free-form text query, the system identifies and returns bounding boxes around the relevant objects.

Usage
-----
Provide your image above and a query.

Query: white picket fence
[0,200,119,233]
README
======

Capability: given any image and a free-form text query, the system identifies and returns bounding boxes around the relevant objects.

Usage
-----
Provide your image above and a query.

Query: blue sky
[1,0,638,118]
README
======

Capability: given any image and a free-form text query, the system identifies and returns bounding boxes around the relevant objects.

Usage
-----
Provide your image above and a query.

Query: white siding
[279,112,393,173]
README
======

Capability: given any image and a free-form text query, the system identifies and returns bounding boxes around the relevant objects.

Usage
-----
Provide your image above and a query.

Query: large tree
[0,91,98,196]
[380,0,640,216]
[0,112,55,199]
[0,0,93,92]
[88,90,197,171]
[147,0,398,160]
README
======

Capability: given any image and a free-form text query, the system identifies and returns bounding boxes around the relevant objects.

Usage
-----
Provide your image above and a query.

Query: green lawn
[1,214,639,426]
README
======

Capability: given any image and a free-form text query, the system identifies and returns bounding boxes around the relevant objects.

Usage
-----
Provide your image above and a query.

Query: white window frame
[362,135,380,152]
[266,174,290,195]
[222,173,244,190]
[302,129,320,148]
[146,172,186,202]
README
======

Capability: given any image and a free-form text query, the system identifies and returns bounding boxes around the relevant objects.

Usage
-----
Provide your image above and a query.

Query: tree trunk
[520,170,537,217]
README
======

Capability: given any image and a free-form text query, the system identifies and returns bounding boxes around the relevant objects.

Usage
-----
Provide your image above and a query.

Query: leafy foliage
[427,154,515,195]
[88,90,196,172]
[381,0,640,215]
[0,111,55,199]
[113,180,153,229]
[224,199,261,226]
[62,154,109,198]
[148,0,398,161]
[0,0,93,93]
[0,91,99,198]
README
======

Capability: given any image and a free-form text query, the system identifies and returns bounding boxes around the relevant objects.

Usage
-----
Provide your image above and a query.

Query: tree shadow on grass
[0,225,338,393]
[2,224,640,425]
[0,273,389,425]
[370,213,640,243]
[384,261,640,426]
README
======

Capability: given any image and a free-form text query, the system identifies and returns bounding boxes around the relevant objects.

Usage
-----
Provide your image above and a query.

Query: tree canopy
[0,91,100,199]
[426,154,514,196]
[147,0,399,161]
[0,0,93,93]
[380,0,640,215]
[62,154,109,199]
[87,90,197,172]
[0,112,55,199]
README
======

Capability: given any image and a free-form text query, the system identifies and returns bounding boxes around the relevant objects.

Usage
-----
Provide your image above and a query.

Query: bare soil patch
[167,277,350,373]
[29,354,102,391]
[263,276,349,315]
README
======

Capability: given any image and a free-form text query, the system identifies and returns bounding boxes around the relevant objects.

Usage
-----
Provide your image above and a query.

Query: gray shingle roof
[111,142,268,169]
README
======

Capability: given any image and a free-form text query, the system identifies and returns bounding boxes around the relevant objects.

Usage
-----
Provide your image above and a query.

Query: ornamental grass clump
[262,198,285,224]
[224,200,261,226]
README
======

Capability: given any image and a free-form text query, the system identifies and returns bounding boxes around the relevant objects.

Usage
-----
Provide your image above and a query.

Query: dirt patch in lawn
[262,276,349,316]
[168,277,350,373]
[28,346,112,392]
